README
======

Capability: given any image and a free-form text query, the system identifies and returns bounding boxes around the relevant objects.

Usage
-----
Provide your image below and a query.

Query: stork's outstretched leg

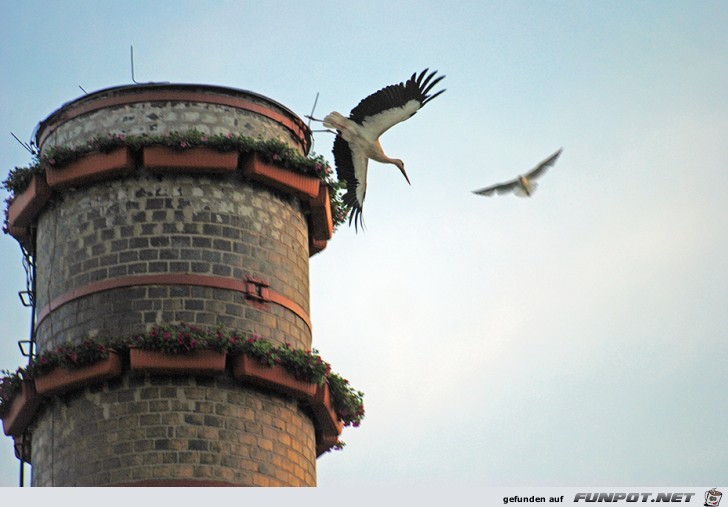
[305,115,336,134]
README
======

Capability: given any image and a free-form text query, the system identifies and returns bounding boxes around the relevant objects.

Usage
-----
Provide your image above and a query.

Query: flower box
[143,146,238,174]
[8,225,33,251]
[231,354,317,400]
[46,148,133,188]
[316,434,341,457]
[34,350,123,396]
[241,153,321,199]
[309,238,328,257]
[311,382,344,437]
[2,380,41,437]
[308,183,333,241]
[7,174,52,229]
[129,348,226,376]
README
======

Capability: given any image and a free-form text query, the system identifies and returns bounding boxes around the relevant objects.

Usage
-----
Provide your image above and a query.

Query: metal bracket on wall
[17,340,34,358]
[18,290,34,307]
[244,277,270,302]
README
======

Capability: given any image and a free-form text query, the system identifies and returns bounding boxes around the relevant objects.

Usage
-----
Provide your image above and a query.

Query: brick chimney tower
[3,84,343,486]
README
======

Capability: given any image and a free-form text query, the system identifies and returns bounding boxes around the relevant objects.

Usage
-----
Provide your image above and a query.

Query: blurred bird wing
[523,148,562,181]
[472,179,520,196]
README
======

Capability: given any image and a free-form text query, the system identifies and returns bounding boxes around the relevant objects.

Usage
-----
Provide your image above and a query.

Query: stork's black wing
[333,134,368,231]
[348,69,446,137]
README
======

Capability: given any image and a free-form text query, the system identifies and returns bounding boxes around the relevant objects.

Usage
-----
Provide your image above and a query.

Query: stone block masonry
[35,173,312,351]
[22,84,324,486]
[31,376,316,486]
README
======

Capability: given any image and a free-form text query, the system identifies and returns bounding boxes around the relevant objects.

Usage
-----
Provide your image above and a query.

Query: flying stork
[311,69,445,230]
[472,148,563,198]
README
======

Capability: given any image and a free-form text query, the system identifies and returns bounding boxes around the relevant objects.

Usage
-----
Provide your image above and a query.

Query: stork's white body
[320,69,445,230]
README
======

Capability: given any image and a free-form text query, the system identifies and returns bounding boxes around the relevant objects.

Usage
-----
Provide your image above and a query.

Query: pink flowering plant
[328,372,365,428]
[130,321,214,355]
[224,334,332,386]
[28,339,113,377]
[0,323,365,434]
[3,129,348,232]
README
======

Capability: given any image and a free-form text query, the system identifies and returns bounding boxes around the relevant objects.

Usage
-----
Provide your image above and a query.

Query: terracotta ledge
[6,148,332,258]
[242,153,321,199]
[311,383,344,437]
[2,381,41,437]
[308,183,333,241]
[7,174,52,229]
[1,354,345,457]
[309,238,328,257]
[143,146,238,174]
[46,147,133,189]
[34,351,123,396]
[231,354,317,400]
[129,348,226,376]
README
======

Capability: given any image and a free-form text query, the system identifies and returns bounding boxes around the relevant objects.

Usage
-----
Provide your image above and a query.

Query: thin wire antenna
[306,92,321,151]
[304,94,336,136]
[131,45,140,84]
[307,92,320,130]
[79,85,88,94]
[10,132,35,155]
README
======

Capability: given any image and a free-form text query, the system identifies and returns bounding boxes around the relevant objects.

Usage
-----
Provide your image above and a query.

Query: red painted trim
[46,147,133,189]
[38,90,308,152]
[129,348,226,376]
[7,175,52,228]
[36,274,312,332]
[34,350,123,396]
[2,381,42,437]
[241,153,321,198]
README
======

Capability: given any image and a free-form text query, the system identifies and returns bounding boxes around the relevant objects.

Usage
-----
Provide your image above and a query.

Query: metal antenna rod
[10,132,34,155]
[307,92,320,130]
[131,45,140,84]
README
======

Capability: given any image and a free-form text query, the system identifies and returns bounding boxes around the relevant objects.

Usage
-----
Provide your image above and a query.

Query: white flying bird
[472,148,563,198]
[311,69,445,230]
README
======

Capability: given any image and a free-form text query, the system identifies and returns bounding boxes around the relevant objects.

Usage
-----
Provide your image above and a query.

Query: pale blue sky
[0,0,726,488]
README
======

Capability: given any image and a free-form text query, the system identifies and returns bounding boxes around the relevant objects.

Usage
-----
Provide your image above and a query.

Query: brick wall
[31,376,316,486]
[27,85,320,486]
[35,174,311,351]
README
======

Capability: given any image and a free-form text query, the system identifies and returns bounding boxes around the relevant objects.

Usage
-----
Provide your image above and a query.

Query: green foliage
[0,322,364,432]
[3,129,349,230]
[2,162,40,195]
[328,372,365,427]
[129,321,215,355]
[0,323,364,430]
[28,339,112,377]
[0,368,26,418]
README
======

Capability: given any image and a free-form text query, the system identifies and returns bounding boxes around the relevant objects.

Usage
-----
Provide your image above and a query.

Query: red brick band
[35,274,312,332]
